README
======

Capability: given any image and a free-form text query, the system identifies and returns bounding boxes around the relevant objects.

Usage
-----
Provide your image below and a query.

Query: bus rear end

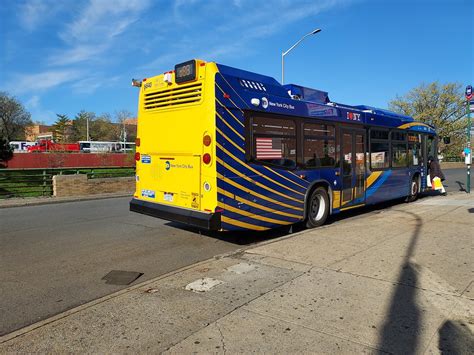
[130,60,221,230]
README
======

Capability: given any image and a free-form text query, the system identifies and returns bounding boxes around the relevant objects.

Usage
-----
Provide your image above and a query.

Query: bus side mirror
[443,137,451,144]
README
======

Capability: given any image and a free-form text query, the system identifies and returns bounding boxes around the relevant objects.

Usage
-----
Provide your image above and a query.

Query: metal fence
[0,167,135,199]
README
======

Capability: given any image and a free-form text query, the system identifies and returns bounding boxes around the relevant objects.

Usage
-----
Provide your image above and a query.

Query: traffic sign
[466,85,473,100]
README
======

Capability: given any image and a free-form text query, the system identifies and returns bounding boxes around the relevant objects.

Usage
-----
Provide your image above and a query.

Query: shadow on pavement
[468,208,474,214]
[377,210,422,354]
[455,181,466,192]
[438,320,474,354]
[165,193,443,246]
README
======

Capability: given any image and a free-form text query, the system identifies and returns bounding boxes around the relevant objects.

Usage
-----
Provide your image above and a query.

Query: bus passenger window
[370,129,389,169]
[408,134,421,166]
[303,123,335,168]
[252,116,296,168]
[391,131,407,168]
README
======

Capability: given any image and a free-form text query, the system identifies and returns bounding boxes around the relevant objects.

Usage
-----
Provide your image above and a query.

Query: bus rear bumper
[129,198,221,231]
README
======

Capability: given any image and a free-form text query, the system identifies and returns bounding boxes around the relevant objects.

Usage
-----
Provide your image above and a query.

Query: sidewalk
[0,192,131,209]
[1,193,473,353]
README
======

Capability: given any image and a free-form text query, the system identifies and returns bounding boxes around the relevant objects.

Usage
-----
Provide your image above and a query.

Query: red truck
[27,140,80,152]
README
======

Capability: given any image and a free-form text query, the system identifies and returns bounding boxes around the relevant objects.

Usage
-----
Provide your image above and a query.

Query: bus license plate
[164,193,173,202]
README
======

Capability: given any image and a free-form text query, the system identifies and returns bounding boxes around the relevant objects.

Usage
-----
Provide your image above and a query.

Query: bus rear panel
[130,60,221,230]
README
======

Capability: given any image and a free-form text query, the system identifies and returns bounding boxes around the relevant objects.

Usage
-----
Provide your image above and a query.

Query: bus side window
[251,116,297,169]
[370,129,389,169]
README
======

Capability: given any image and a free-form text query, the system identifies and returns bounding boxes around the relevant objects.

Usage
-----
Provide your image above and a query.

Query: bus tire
[406,176,419,202]
[305,187,329,228]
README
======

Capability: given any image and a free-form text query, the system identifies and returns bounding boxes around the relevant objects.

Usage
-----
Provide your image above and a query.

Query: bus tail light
[135,138,140,147]
[135,152,140,161]
[202,153,211,165]
[215,207,224,213]
[203,135,211,147]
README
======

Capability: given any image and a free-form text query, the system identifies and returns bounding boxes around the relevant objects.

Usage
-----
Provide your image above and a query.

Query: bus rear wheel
[406,177,419,202]
[305,187,329,228]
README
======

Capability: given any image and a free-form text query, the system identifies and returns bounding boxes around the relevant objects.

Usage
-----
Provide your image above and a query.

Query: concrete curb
[0,193,132,209]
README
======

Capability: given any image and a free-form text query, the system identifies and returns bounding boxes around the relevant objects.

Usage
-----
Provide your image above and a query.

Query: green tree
[71,110,95,141]
[389,82,467,158]
[0,92,33,141]
[0,138,14,166]
[91,113,116,141]
[53,114,71,142]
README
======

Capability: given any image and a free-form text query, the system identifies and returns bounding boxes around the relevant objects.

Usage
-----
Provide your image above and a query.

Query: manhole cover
[102,270,143,285]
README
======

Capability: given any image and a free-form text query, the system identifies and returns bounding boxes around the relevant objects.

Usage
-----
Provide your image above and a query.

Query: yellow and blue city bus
[130,59,437,231]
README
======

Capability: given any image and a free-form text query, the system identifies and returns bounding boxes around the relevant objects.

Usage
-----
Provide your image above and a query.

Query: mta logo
[165,161,171,170]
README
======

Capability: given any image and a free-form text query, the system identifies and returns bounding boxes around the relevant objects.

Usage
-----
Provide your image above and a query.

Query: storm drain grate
[102,270,143,285]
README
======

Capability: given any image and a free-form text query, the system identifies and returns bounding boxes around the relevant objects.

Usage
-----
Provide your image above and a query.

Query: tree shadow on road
[438,320,474,354]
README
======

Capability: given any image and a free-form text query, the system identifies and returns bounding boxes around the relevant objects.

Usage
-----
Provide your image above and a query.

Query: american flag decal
[256,137,282,159]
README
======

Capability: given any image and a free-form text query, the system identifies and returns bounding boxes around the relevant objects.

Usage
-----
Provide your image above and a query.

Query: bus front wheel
[306,187,329,228]
[406,177,419,202]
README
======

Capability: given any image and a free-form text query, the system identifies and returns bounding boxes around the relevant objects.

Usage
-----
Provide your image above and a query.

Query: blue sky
[0,0,472,124]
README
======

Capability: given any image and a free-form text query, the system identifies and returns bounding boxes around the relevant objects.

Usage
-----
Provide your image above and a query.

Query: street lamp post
[281,28,321,84]
[465,85,472,193]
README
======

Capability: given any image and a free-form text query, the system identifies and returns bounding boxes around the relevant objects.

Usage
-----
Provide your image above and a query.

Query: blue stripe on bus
[215,139,306,194]
[366,170,392,198]
[216,128,310,193]
[222,209,285,230]
[217,174,304,213]
[217,162,304,206]
[219,193,301,224]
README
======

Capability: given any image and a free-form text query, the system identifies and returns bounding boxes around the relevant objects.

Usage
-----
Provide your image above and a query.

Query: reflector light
[143,78,147,81]
[131,79,142,87]
[223,93,230,99]
[215,207,224,213]
[203,153,211,164]
[203,135,211,146]
[135,138,140,147]
[135,152,140,161]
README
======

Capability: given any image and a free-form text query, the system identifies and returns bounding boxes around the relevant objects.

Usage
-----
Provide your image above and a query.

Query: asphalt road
[442,168,470,192]
[0,168,467,336]
[0,197,285,336]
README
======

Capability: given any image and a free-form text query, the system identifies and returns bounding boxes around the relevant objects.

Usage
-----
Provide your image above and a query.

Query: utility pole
[465,85,472,193]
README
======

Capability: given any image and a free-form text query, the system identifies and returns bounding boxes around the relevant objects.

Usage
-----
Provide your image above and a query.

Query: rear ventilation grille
[144,82,202,110]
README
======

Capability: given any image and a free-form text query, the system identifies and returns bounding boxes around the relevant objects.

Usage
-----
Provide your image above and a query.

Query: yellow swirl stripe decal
[397,122,432,129]
[221,216,269,231]
[366,171,383,188]
[218,203,290,225]
[215,83,244,114]
[217,172,304,211]
[216,127,245,154]
[216,112,244,140]
[218,188,301,219]
[263,166,308,190]
[216,98,244,127]
[217,143,304,197]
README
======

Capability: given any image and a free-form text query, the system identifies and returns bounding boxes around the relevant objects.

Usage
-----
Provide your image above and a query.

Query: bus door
[340,129,366,208]
[421,134,436,189]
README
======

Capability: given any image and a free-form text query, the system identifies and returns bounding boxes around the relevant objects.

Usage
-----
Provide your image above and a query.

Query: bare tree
[0,92,33,141]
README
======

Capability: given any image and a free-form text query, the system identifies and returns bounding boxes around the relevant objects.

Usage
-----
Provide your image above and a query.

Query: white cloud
[18,0,66,31]
[48,44,108,66]
[23,95,56,123]
[10,70,83,94]
[71,75,120,94]
[48,0,151,67]
[61,0,150,43]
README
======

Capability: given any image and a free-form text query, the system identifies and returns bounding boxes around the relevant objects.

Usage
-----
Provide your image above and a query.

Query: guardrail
[0,167,135,199]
